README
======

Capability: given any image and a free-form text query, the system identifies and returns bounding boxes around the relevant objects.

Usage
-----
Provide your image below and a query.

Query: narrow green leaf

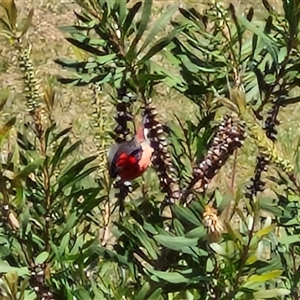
[95,53,116,64]
[52,127,72,143]
[262,0,274,11]
[117,0,127,25]
[133,282,150,300]
[147,288,163,300]
[60,140,82,162]
[35,251,49,265]
[239,16,278,64]
[171,205,201,226]
[247,270,282,283]
[225,222,244,245]
[154,235,198,251]
[59,212,78,238]
[74,11,92,23]
[0,88,9,111]
[139,4,178,53]
[59,232,70,256]
[253,288,290,298]
[60,155,97,180]
[19,8,34,37]
[51,136,69,171]
[144,266,207,284]
[229,3,242,61]
[0,260,29,276]
[139,28,179,63]
[254,224,276,239]
[122,1,142,37]
[1,0,18,29]
[134,225,159,259]
[185,226,206,239]
[0,15,12,31]
[209,243,226,255]
[66,37,105,56]
[0,116,16,137]
[15,158,44,179]
[278,235,300,245]
[127,0,152,59]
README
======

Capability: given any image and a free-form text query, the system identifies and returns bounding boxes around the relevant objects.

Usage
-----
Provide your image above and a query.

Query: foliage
[1,0,300,299]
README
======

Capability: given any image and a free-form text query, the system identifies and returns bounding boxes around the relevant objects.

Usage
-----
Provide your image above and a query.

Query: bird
[107,125,154,181]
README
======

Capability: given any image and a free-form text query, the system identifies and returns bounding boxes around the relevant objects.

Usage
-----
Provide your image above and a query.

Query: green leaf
[35,251,49,264]
[247,270,282,283]
[278,235,300,245]
[0,14,12,31]
[61,140,82,162]
[0,260,29,276]
[0,88,9,111]
[59,212,78,238]
[0,116,16,138]
[185,226,206,239]
[95,53,117,64]
[154,235,198,251]
[133,282,150,300]
[147,288,163,300]
[122,1,142,37]
[52,126,73,143]
[15,158,44,179]
[253,288,290,299]
[127,0,152,60]
[225,222,244,246]
[59,232,70,256]
[229,3,242,61]
[144,266,207,284]
[19,8,34,37]
[139,4,178,53]
[134,225,159,259]
[254,224,276,239]
[117,0,127,25]
[171,205,201,226]
[209,243,226,256]
[59,155,97,183]
[1,0,18,30]
[51,136,69,171]
[238,16,278,64]
[139,28,179,63]
[66,37,105,56]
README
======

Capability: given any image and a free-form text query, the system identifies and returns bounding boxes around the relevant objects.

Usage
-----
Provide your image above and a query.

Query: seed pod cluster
[29,264,54,300]
[264,103,280,142]
[142,105,180,205]
[113,87,136,143]
[18,48,40,112]
[245,156,268,199]
[182,114,246,204]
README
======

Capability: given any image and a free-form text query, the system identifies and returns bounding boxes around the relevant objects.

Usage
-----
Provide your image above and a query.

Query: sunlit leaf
[139,4,178,53]
[127,0,152,60]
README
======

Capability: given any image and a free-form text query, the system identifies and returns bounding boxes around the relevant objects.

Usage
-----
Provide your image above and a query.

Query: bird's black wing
[108,140,142,178]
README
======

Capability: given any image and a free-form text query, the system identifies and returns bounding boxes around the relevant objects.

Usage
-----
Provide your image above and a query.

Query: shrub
[1,0,300,299]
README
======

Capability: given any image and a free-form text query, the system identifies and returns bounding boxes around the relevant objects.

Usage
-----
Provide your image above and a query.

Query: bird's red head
[108,125,153,181]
